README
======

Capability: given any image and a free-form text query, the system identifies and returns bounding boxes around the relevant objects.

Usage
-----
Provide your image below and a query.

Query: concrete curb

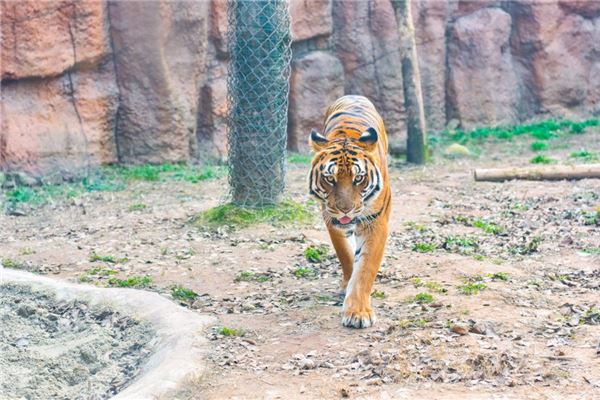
[1,268,216,399]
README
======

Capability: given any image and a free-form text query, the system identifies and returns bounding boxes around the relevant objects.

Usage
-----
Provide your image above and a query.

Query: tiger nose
[338,206,353,214]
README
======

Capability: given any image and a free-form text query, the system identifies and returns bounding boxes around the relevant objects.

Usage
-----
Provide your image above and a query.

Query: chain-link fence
[226,0,292,207]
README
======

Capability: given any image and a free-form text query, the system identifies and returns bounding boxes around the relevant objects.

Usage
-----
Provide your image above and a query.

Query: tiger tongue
[339,216,353,225]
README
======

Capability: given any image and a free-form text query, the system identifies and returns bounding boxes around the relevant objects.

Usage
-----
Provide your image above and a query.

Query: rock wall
[1,0,599,177]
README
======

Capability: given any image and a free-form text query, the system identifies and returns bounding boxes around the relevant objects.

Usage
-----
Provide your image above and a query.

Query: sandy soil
[0,283,154,399]
[1,132,599,399]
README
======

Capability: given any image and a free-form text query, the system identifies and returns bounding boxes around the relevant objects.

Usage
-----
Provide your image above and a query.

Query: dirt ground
[1,132,599,400]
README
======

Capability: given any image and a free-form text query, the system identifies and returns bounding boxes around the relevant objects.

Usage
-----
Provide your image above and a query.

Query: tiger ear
[309,129,328,152]
[358,127,378,150]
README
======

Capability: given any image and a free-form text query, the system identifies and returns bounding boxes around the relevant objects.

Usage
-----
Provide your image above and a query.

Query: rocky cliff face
[1,0,599,177]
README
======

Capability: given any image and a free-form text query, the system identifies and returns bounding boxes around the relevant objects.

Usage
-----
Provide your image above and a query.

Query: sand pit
[0,270,215,399]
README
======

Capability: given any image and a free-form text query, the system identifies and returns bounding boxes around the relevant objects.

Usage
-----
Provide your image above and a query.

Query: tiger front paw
[341,307,376,329]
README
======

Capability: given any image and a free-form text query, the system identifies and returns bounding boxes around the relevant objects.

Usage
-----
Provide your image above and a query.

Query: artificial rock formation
[1,0,599,178]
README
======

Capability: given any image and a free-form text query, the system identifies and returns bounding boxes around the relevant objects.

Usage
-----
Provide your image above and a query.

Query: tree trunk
[392,0,428,164]
[474,164,600,182]
[227,0,291,206]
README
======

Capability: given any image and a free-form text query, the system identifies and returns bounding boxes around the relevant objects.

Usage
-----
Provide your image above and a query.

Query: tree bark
[474,164,600,182]
[392,0,428,164]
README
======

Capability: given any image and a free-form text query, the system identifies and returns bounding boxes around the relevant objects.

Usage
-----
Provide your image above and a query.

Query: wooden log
[473,164,600,182]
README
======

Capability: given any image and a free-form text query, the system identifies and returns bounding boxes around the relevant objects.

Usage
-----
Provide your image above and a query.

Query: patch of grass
[580,247,600,255]
[530,141,549,152]
[194,200,313,229]
[88,267,118,276]
[128,203,147,211]
[425,281,447,293]
[171,166,226,183]
[511,235,542,255]
[412,242,436,253]
[234,271,271,283]
[410,277,423,287]
[371,290,386,299]
[171,285,198,301]
[107,275,152,288]
[487,272,509,281]
[439,118,599,146]
[582,211,599,225]
[414,292,434,303]
[217,327,246,337]
[569,150,598,163]
[472,219,504,235]
[458,281,487,295]
[530,154,555,164]
[405,221,428,232]
[6,187,37,203]
[20,247,35,255]
[442,235,478,254]
[398,318,429,329]
[89,252,128,264]
[293,267,314,278]
[1,258,26,269]
[288,153,313,164]
[304,244,329,263]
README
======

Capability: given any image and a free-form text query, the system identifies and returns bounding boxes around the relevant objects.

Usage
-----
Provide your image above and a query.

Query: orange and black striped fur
[309,95,391,328]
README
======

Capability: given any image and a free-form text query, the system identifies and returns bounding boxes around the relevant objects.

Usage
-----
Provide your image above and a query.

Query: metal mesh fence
[226,0,292,207]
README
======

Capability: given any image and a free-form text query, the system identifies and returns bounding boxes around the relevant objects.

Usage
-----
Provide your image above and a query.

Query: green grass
[582,211,599,225]
[171,285,198,301]
[194,200,313,228]
[371,290,386,299]
[88,267,118,276]
[425,281,447,293]
[293,267,314,278]
[412,242,436,253]
[580,247,600,255]
[288,153,313,164]
[530,154,556,164]
[128,203,147,211]
[1,258,26,269]
[107,275,152,288]
[89,252,128,264]
[440,118,599,146]
[442,235,478,254]
[487,272,509,281]
[234,271,271,283]
[570,150,599,163]
[304,245,329,263]
[530,141,549,152]
[455,216,505,235]
[414,292,434,303]
[458,279,487,295]
[217,327,245,337]
[398,318,428,329]
[1,163,223,207]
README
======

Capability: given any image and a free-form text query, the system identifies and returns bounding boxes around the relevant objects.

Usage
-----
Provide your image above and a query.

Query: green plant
[288,153,313,164]
[442,235,478,254]
[582,211,599,226]
[304,245,329,263]
[412,242,436,253]
[410,277,423,287]
[371,290,386,299]
[530,141,549,152]
[107,275,152,288]
[580,247,600,255]
[1,258,26,269]
[530,155,555,164]
[20,247,35,255]
[217,327,246,337]
[569,150,598,162]
[472,219,504,235]
[129,203,147,211]
[89,252,128,264]
[234,271,270,283]
[487,272,509,281]
[293,267,314,278]
[7,187,36,203]
[458,282,487,295]
[398,318,428,329]
[194,200,313,228]
[414,292,434,303]
[88,267,118,276]
[171,285,198,301]
[511,235,542,255]
[425,281,447,293]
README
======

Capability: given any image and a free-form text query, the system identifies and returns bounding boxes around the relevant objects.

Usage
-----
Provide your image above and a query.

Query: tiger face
[308,128,383,228]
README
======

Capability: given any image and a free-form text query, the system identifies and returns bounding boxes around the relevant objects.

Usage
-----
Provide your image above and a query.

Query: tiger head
[308,128,383,228]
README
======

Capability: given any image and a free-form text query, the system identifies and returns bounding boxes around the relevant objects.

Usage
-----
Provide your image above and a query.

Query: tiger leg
[327,225,355,291]
[342,220,388,328]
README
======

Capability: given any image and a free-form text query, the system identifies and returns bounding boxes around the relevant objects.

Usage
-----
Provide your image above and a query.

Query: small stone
[298,358,315,370]
[470,322,487,335]
[16,337,29,348]
[451,324,469,335]
[443,143,471,158]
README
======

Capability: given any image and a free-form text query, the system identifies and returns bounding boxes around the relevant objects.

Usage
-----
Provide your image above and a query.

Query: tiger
[308,95,391,329]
